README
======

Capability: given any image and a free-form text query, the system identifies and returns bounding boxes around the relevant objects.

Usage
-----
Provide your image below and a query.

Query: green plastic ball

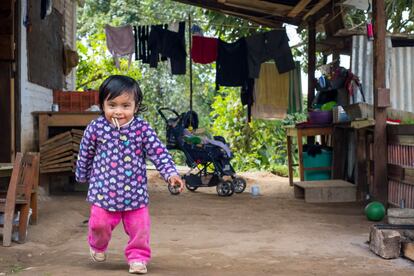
[364,201,386,221]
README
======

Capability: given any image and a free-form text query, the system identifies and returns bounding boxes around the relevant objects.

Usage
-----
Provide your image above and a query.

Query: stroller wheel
[185,182,198,192]
[226,180,235,196]
[217,180,234,197]
[168,183,181,195]
[233,177,247,193]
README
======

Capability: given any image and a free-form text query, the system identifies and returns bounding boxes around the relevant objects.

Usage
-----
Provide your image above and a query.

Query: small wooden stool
[294,179,356,203]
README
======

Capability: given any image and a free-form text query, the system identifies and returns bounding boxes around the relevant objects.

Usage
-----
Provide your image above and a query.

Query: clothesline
[133,16,288,31]
[104,21,302,124]
[190,19,287,30]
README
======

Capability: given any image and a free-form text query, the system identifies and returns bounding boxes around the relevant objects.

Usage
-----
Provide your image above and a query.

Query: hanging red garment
[191,36,218,64]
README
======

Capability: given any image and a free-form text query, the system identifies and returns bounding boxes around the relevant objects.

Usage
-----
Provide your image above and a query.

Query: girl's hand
[168,175,184,193]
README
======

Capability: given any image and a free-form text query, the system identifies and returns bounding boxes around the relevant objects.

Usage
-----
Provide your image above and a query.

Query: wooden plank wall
[27,0,63,89]
[387,125,414,208]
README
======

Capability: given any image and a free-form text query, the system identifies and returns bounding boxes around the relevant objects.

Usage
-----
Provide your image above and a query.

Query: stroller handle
[158,108,180,122]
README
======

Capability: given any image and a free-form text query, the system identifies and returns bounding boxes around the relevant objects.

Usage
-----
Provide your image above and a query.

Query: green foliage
[210,88,306,174]
[75,0,311,173]
[402,118,414,124]
[76,32,142,91]
[385,0,414,33]
[202,10,267,41]
[342,1,414,34]
[270,164,290,178]
[78,0,414,178]
[76,0,213,131]
[9,264,24,273]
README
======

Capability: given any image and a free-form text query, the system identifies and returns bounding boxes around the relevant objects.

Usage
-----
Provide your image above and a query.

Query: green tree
[76,0,309,172]
[81,1,414,173]
[76,0,211,129]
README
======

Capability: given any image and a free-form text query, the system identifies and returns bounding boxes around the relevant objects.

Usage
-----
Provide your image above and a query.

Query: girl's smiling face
[103,91,138,127]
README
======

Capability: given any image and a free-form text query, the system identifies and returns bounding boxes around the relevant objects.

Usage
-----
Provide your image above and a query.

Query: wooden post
[332,126,346,180]
[307,19,316,110]
[356,129,368,199]
[372,0,388,204]
[286,135,294,186]
[188,14,193,114]
[307,19,316,145]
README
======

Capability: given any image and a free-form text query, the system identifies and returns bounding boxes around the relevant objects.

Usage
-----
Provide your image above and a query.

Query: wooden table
[32,112,100,147]
[285,125,333,186]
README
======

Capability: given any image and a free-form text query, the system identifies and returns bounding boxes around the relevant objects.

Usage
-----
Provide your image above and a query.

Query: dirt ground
[1,171,414,275]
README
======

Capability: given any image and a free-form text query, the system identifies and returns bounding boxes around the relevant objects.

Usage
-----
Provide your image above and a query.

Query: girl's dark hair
[98,75,147,113]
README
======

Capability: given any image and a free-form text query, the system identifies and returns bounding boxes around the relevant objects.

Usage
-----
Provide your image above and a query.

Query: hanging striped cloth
[288,61,303,114]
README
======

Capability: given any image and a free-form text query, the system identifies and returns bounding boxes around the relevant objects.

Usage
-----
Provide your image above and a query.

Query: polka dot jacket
[75,116,179,211]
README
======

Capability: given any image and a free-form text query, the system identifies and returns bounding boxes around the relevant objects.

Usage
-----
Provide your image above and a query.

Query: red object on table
[53,90,99,112]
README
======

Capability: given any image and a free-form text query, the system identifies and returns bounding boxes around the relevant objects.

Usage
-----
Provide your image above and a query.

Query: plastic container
[303,149,332,181]
[251,185,260,196]
[0,209,32,241]
[308,110,333,124]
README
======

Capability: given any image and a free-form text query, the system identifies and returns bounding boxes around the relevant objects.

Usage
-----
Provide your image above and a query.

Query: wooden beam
[306,0,334,25]
[288,0,311,17]
[220,0,291,17]
[173,0,300,26]
[222,3,283,17]
[224,0,292,14]
[303,0,331,20]
[372,0,388,205]
[222,10,285,27]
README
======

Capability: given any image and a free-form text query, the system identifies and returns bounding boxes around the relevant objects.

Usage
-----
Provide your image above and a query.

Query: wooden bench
[0,152,40,246]
[294,179,356,203]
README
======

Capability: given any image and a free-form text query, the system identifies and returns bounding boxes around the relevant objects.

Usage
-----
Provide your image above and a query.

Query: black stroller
[158,108,246,196]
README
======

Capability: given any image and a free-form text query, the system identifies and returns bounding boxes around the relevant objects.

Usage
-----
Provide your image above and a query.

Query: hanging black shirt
[216,38,248,87]
[147,23,186,75]
[148,24,168,68]
[160,22,186,75]
[246,30,295,77]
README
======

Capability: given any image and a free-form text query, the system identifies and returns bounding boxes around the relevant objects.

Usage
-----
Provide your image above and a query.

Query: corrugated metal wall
[390,46,414,112]
[351,35,414,113]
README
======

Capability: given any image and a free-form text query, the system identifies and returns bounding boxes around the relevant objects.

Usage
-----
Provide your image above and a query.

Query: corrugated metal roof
[351,35,414,113]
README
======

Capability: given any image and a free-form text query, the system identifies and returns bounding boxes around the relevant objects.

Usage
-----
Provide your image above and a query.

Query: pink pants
[88,205,151,264]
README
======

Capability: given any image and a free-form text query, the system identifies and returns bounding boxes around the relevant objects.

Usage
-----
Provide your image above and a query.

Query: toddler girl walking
[75,75,184,274]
